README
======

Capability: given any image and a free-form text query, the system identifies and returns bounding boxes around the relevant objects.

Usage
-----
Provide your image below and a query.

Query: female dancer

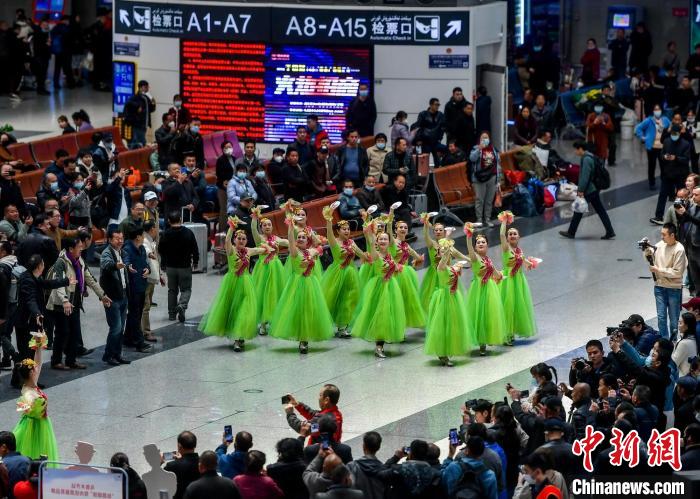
[270,214,334,353]
[13,330,58,461]
[199,219,269,351]
[424,238,475,366]
[358,210,386,289]
[464,223,507,355]
[350,221,406,358]
[322,205,364,337]
[499,211,537,345]
[251,210,288,335]
[283,206,323,280]
[389,216,426,328]
[419,217,469,311]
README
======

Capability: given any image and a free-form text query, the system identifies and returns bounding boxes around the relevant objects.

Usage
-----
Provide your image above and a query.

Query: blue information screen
[113,61,136,115]
[181,40,371,143]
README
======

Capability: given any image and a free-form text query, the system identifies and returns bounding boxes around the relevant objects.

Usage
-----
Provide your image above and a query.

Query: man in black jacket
[346,83,377,137]
[444,87,467,142]
[653,125,690,222]
[568,339,619,399]
[163,431,200,499]
[105,169,132,231]
[124,80,156,148]
[99,228,131,366]
[281,149,308,202]
[346,431,386,499]
[287,126,314,165]
[380,174,414,229]
[566,383,596,441]
[376,440,443,499]
[250,165,275,212]
[16,214,58,272]
[355,175,385,213]
[414,98,445,165]
[170,119,205,168]
[676,187,700,295]
[162,163,199,224]
[155,112,177,169]
[158,210,199,322]
[183,451,240,499]
[382,138,416,189]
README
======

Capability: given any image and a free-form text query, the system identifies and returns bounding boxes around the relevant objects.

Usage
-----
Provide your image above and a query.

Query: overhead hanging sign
[114,0,470,45]
[114,0,269,40]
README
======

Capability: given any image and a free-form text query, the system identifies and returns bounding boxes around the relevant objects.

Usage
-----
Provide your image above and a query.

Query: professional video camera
[637,237,654,251]
[606,322,632,336]
[674,198,690,210]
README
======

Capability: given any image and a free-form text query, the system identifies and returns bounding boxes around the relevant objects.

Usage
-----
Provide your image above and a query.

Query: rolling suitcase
[182,209,208,273]
[213,232,228,269]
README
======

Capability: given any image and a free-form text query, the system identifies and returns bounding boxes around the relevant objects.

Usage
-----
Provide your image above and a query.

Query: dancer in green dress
[425,239,475,366]
[270,214,334,353]
[464,223,507,355]
[282,207,324,280]
[358,212,385,289]
[389,216,426,328]
[499,211,538,344]
[322,205,364,337]
[251,210,288,335]
[419,217,469,311]
[13,330,58,462]
[350,222,406,358]
[199,219,269,351]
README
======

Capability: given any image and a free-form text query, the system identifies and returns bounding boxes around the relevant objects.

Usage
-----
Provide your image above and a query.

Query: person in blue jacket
[635,104,671,190]
[122,227,152,352]
[215,431,252,479]
[442,436,498,499]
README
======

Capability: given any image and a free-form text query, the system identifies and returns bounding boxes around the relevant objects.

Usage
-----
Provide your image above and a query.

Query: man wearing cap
[535,419,581,489]
[624,314,660,356]
[676,186,700,295]
[304,147,335,199]
[674,376,698,433]
[652,124,690,223]
[143,191,160,230]
[683,297,700,334]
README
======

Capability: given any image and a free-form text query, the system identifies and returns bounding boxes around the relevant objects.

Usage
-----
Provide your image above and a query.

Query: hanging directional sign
[114,0,470,45]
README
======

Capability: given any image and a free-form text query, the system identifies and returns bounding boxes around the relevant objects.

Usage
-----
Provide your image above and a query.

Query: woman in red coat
[581,38,601,86]
[585,101,615,161]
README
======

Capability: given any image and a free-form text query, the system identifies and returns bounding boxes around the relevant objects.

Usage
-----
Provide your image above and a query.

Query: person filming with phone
[215,430,252,480]
[284,384,343,444]
[302,415,352,464]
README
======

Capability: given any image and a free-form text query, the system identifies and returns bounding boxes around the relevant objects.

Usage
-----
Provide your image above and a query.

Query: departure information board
[180,40,371,142]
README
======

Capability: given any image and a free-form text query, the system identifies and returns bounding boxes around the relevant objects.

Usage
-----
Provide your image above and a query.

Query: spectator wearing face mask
[346,83,377,137]
[36,173,62,212]
[635,104,671,190]
[171,119,205,168]
[650,125,690,224]
[355,175,384,213]
[366,133,390,182]
[227,166,256,216]
[267,148,286,189]
[216,141,236,231]
[155,112,177,169]
[585,101,614,162]
[250,166,275,212]
[337,180,363,226]
[168,94,192,128]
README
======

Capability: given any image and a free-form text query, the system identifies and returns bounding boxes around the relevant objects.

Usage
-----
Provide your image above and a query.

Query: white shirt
[672,336,698,376]
[143,234,160,283]
[113,246,126,289]
[108,187,129,226]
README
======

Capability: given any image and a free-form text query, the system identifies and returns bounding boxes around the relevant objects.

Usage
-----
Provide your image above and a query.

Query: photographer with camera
[643,223,687,340]
[676,186,700,296]
[0,164,25,218]
[567,339,618,399]
[615,314,660,356]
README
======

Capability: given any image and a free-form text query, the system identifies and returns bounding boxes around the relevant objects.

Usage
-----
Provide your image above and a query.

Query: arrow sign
[119,9,131,28]
[444,20,461,38]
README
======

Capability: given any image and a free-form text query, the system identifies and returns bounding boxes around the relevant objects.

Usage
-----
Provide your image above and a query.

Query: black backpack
[0,261,27,304]
[591,155,611,190]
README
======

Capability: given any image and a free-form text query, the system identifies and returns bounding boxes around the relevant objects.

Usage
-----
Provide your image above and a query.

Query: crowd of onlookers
[0,6,112,99]
[4,348,700,499]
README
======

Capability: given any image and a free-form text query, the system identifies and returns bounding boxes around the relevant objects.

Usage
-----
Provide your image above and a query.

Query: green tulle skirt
[500,270,537,338]
[321,263,360,327]
[199,270,259,340]
[358,261,373,290]
[465,278,507,345]
[270,273,334,342]
[419,264,439,313]
[351,274,406,343]
[252,256,286,324]
[284,254,322,280]
[425,287,475,356]
[13,409,58,462]
[396,266,425,328]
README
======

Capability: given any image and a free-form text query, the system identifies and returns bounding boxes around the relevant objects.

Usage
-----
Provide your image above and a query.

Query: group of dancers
[199,202,540,365]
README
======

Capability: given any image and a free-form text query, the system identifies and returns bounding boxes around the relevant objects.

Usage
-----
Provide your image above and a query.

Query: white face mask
[522,475,536,485]
[224,148,233,156]
[168,121,175,128]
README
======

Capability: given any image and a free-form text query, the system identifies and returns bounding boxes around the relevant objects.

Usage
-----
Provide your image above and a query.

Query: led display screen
[612,14,630,29]
[181,40,371,143]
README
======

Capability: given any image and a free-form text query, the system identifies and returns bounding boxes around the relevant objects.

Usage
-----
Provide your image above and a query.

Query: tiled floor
[0,88,680,473]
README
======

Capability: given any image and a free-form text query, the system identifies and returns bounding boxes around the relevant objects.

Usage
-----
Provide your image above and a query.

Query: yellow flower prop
[497,211,514,225]
[438,238,455,250]
[28,332,48,351]
[322,206,333,221]
[20,358,36,369]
